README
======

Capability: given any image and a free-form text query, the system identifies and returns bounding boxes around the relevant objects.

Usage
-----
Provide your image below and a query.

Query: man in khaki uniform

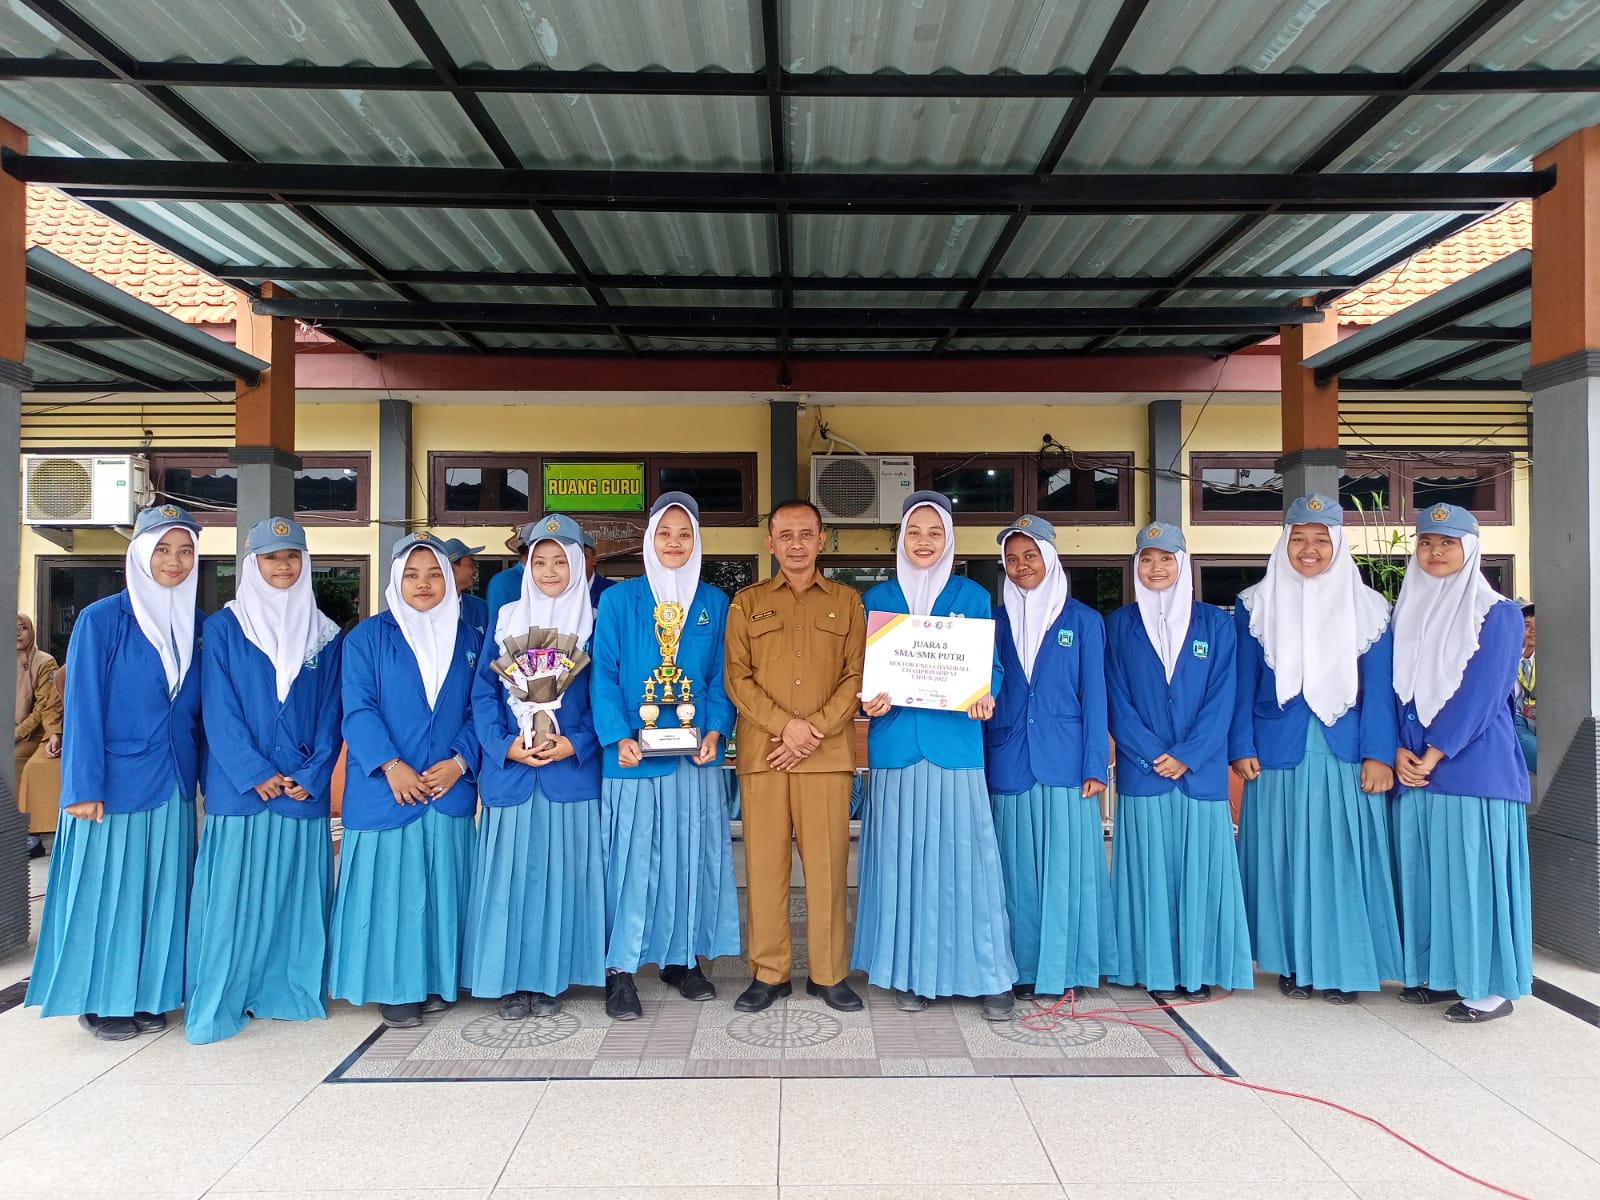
[724,500,866,1012]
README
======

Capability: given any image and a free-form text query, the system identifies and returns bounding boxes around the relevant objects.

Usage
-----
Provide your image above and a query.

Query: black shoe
[132,1010,168,1033]
[1323,989,1358,1005]
[734,978,792,1013]
[421,994,452,1014]
[1445,999,1514,1023]
[605,973,643,1021]
[806,978,864,1012]
[1150,986,1187,1002]
[893,989,930,1012]
[1186,984,1213,1000]
[980,992,1015,1022]
[1400,985,1460,1005]
[1012,982,1037,1000]
[78,1013,138,1042]
[497,992,531,1021]
[1277,975,1314,999]
[661,963,717,1001]
[529,991,564,1017]
[381,1002,423,1028]
[27,836,47,859]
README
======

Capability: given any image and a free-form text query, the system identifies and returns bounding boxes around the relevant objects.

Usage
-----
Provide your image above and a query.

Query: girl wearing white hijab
[329,534,481,1030]
[1106,522,1252,998]
[464,515,606,1021]
[185,517,344,1044]
[27,505,206,1041]
[590,494,739,1021]
[983,515,1115,1000]
[856,491,1018,1020]
[1230,495,1402,1004]
[1390,504,1531,1024]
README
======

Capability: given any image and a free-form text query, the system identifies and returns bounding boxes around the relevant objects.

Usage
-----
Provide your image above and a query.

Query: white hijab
[1239,524,1391,725]
[493,537,592,652]
[897,502,955,615]
[643,503,702,609]
[1390,533,1503,726]
[126,526,199,697]
[1001,531,1070,680]
[1133,548,1194,683]
[385,545,460,709]
[227,551,340,702]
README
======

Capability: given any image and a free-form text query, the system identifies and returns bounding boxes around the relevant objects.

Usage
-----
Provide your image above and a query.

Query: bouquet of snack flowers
[491,627,591,750]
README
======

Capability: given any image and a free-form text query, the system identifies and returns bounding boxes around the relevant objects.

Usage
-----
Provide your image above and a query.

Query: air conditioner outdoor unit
[22,454,151,527]
[810,454,916,525]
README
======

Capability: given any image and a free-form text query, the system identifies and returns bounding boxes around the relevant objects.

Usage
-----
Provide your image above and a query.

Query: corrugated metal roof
[790,96,1072,173]
[481,92,768,171]
[321,207,568,272]
[999,214,1241,279]
[557,210,776,275]
[106,199,365,269]
[792,213,1004,279]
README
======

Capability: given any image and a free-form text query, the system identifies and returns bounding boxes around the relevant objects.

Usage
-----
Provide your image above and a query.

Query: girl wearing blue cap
[1107,522,1252,997]
[985,514,1115,998]
[185,517,344,1043]
[1389,504,1532,1023]
[857,491,1017,1019]
[1231,495,1401,1003]
[591,493,738,1020]
[329,534,481,1028]
[464,516,605,1018]
[26,504,205,1040]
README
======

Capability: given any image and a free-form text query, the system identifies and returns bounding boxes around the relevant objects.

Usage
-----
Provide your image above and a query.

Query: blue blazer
[591,577,735,777]
[200,610,344,819]
[486,568,615,642]
[472,647,600,805]
[984,597,1110,794]
[863,576,1002,772]
[460,592,490,655]
[61,592,205,814]
[1105,601,1236,802]
[339,611,480,831]
[1228,607,1398,769]
[1398,600,1530,804]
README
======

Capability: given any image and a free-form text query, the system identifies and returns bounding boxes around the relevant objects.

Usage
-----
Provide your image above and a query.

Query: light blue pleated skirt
[1111,787,1254,992]
[853,761,1017,998]
[328,805,474,1006]
[602,759,741,972]
[463,786,606,997]
[183,810,332,1044]
[26,787,194,1019]
[991,783,1117,993]
[1236,723,1403,991]
[1394,788,1532,1001]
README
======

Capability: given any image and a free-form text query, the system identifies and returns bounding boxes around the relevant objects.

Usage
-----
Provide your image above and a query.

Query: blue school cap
[439,537,485,562]
[996,514,1057,546]
[1135,521,1186,553]
[1416,503,1478,539]
[520,513,585,548]
[243,516,307,555]
[902,489,952,516]
[133,502,201,537]
[391,531,452,560]
[1284,493,1343,527]
[651,491,701,522]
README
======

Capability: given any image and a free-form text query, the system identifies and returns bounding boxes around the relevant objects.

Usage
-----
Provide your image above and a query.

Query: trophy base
[638,726,702,757]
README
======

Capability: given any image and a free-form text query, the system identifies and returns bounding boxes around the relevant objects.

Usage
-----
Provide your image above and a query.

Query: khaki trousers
[740,770,852,986]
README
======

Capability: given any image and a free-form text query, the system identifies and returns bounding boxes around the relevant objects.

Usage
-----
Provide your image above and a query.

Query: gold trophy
[637,601,702,756]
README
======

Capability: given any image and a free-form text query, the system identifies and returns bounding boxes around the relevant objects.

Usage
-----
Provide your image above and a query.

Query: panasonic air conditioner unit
[810,454,916,525]
[23,454,150,527]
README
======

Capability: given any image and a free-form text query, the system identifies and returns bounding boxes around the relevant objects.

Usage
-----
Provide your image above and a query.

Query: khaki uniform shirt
[724,573,865,775]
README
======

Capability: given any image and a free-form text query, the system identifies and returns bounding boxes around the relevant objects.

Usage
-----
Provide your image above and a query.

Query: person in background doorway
[1390,504,1532,1024]
[984,515,1115,1000]
[185,517,344,1044]
[26,504,205,1040]
[329,533,480,1029]
[1107,522,1252,999]
[485,525,529,636]
[1512,602,1536,776]
[15,613,60,859]
[856,491,1017,1021]
[1231,496,1401,1004]
[443,538,488,650]
[581,527,616,611]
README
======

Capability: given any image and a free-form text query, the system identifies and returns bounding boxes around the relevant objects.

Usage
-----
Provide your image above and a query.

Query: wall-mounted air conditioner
[810,454,915,525]
[22,454,151,527]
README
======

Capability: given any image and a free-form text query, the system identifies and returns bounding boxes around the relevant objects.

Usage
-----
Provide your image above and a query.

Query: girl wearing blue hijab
[1389,504,1532,1023]
[186,517,343,1044]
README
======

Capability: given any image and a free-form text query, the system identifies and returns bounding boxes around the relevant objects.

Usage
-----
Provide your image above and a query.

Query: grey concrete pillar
[1276,448,1345,507]
[228,446,301,555]
[0,357,31,958]
[377,397,413,609]
[1526,349,1600,967]
[1146,398,1182,524]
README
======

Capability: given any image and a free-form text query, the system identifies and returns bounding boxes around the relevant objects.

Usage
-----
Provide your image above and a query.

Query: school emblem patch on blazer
[697,608,710,626]
[1192,639,1209,659]
[1058,629,1074,647]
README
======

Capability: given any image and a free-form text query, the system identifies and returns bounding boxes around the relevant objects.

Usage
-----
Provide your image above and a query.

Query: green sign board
[542,461,646,513]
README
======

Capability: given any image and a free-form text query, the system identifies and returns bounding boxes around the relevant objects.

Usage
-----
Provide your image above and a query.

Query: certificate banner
[862,611,995,712]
